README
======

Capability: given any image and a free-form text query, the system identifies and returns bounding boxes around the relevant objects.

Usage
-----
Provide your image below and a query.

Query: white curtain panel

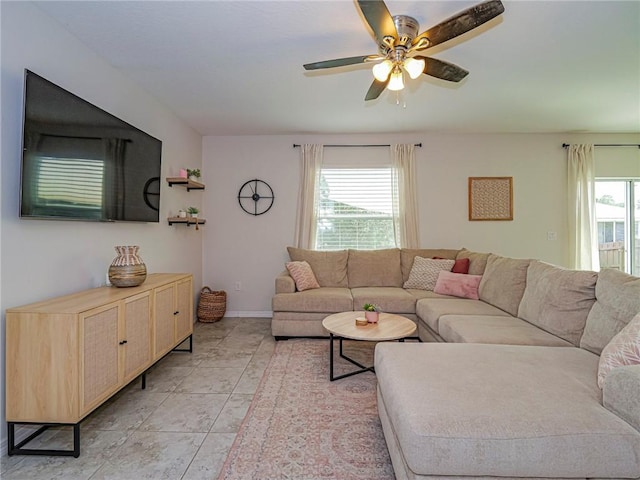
[391,144,420,248]
[294,144,323,249]
[567,144,600,270]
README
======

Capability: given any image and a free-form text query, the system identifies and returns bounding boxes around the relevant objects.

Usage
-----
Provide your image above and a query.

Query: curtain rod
[562,143,640,148]
[293,143,422,148]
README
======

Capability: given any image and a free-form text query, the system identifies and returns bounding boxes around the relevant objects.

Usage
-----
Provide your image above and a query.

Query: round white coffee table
[322,311,417,381]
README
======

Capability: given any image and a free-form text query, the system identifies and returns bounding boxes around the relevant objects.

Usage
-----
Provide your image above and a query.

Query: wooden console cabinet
[5,273,193,457]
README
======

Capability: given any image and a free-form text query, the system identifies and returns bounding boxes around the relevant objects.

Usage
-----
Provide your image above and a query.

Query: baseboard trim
[224,311,272,318]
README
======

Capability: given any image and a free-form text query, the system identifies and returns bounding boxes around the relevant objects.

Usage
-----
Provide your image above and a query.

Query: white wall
[1,2,203,449]
[202,133,640,315]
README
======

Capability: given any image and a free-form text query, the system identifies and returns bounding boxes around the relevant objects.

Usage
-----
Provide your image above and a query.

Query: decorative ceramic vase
[365,311,379,324]
[108,245,147,287]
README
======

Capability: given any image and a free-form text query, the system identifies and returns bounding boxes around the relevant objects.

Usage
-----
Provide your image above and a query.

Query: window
[595,179,640,275]
[315,167,396,250]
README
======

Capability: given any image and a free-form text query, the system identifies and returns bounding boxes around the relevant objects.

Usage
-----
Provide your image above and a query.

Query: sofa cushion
[347,248,402,288]
[375,343,640,478]
[434,271,482,300]
[272,287,352,313]
[478,254,531,316]
[581,268,640,355]
[439,314,573,346]
[598,312,640,388]
[517,260,597,346]
[403,257,455,290]
[400,248,459,283]
[405,289,454,301]
[456,248,490,275]
[285,261,320,292]
[287,247,348,287]
[603,364,640,432]
[350,287,417,314]
[416,298,510,334]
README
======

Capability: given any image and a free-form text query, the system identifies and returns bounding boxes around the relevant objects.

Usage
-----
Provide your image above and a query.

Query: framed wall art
[468,177,513,221]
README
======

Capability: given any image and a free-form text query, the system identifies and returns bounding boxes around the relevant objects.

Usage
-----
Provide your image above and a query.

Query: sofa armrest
[603,364,640,432]
[275,270,296,294]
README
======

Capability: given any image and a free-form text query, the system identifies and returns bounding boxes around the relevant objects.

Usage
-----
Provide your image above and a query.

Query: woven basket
[197,287,226,323]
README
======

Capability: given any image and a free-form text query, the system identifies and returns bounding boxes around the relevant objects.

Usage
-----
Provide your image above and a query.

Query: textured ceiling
[35,1,640,135]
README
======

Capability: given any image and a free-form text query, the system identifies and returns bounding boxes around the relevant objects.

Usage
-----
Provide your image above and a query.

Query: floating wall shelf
[167,217,206,227]
[166,177,205,191]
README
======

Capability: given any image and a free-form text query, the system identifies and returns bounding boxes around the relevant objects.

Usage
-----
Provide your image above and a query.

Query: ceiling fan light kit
[387,67,404,91]
[303,0,505,101]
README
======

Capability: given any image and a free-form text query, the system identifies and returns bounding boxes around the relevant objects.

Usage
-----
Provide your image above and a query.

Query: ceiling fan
[303,0,505,101]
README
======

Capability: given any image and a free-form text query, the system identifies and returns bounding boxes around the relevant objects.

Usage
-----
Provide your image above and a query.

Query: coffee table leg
[329,333,335,381]
[329,336,374,381]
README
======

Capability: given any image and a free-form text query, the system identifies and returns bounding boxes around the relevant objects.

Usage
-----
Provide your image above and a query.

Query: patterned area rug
[217,339,394,480]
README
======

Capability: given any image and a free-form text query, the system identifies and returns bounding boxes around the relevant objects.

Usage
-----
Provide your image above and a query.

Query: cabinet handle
[174,311,179,315]
[119,340,128,345]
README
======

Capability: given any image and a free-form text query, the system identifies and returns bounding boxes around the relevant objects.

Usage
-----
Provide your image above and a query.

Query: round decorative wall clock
[237,179,274,216]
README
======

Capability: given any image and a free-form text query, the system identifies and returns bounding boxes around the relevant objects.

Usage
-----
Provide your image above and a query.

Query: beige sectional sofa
[272,246,640,479]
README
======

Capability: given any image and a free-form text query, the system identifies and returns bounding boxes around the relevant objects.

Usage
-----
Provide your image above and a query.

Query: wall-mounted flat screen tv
[20,70,162,222]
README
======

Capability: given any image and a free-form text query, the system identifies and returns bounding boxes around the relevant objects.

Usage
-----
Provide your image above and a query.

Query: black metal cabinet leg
[7,422,80,457]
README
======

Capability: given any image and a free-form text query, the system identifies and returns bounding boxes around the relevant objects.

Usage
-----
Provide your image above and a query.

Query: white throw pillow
[597,312,640,389]
[403,257,455,291]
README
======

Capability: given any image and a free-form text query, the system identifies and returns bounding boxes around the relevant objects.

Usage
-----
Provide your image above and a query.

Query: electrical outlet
[547,231,557,241]
[235,281,242,291]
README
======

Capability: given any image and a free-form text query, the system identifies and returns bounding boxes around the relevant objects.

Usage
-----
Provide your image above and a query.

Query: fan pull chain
[395,91,407,109]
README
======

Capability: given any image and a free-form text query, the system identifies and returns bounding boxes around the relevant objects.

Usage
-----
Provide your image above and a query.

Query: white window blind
[315,167,397,250]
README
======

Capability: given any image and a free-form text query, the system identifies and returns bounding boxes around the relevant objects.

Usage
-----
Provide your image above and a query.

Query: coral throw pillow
[286,261,320,292]
[434,271,482,300]
[597,312,640,388]
[403,257,455,291]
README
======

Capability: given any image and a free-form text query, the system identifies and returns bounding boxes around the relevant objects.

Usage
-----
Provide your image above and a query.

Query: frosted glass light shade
[403,57,426,79]
[387,69,404,91]
[372,60,393,82]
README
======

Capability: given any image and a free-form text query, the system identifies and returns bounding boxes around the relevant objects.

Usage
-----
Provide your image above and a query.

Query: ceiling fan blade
[413,0,504,49]
[419,56,469,82]
[356,0,398,45]
[304,55,373,70]
[365,78,389,101]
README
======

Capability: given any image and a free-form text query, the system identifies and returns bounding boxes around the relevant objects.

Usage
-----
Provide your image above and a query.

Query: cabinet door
[175,277,193,342]
[154,283,176,358]
[81,303,120,415]
[122,291,152,383]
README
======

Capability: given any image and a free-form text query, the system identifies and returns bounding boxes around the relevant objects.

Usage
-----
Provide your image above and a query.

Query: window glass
[315,167,396,250]
[595,180,633,272]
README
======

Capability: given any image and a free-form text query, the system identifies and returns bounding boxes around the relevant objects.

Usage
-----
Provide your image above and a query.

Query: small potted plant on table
[363,303,380,324]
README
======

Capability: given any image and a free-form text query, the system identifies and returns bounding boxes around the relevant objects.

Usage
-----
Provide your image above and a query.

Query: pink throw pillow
[597,313,640,389]
[286,261,320,292]
[434,271,482,300]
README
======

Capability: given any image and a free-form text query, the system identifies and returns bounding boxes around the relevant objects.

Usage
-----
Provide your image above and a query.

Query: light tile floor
[1,317,275,480]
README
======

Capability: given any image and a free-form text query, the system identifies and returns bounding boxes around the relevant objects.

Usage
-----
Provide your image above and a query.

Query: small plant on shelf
[187,206,199,217]
[186,168,201,180]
